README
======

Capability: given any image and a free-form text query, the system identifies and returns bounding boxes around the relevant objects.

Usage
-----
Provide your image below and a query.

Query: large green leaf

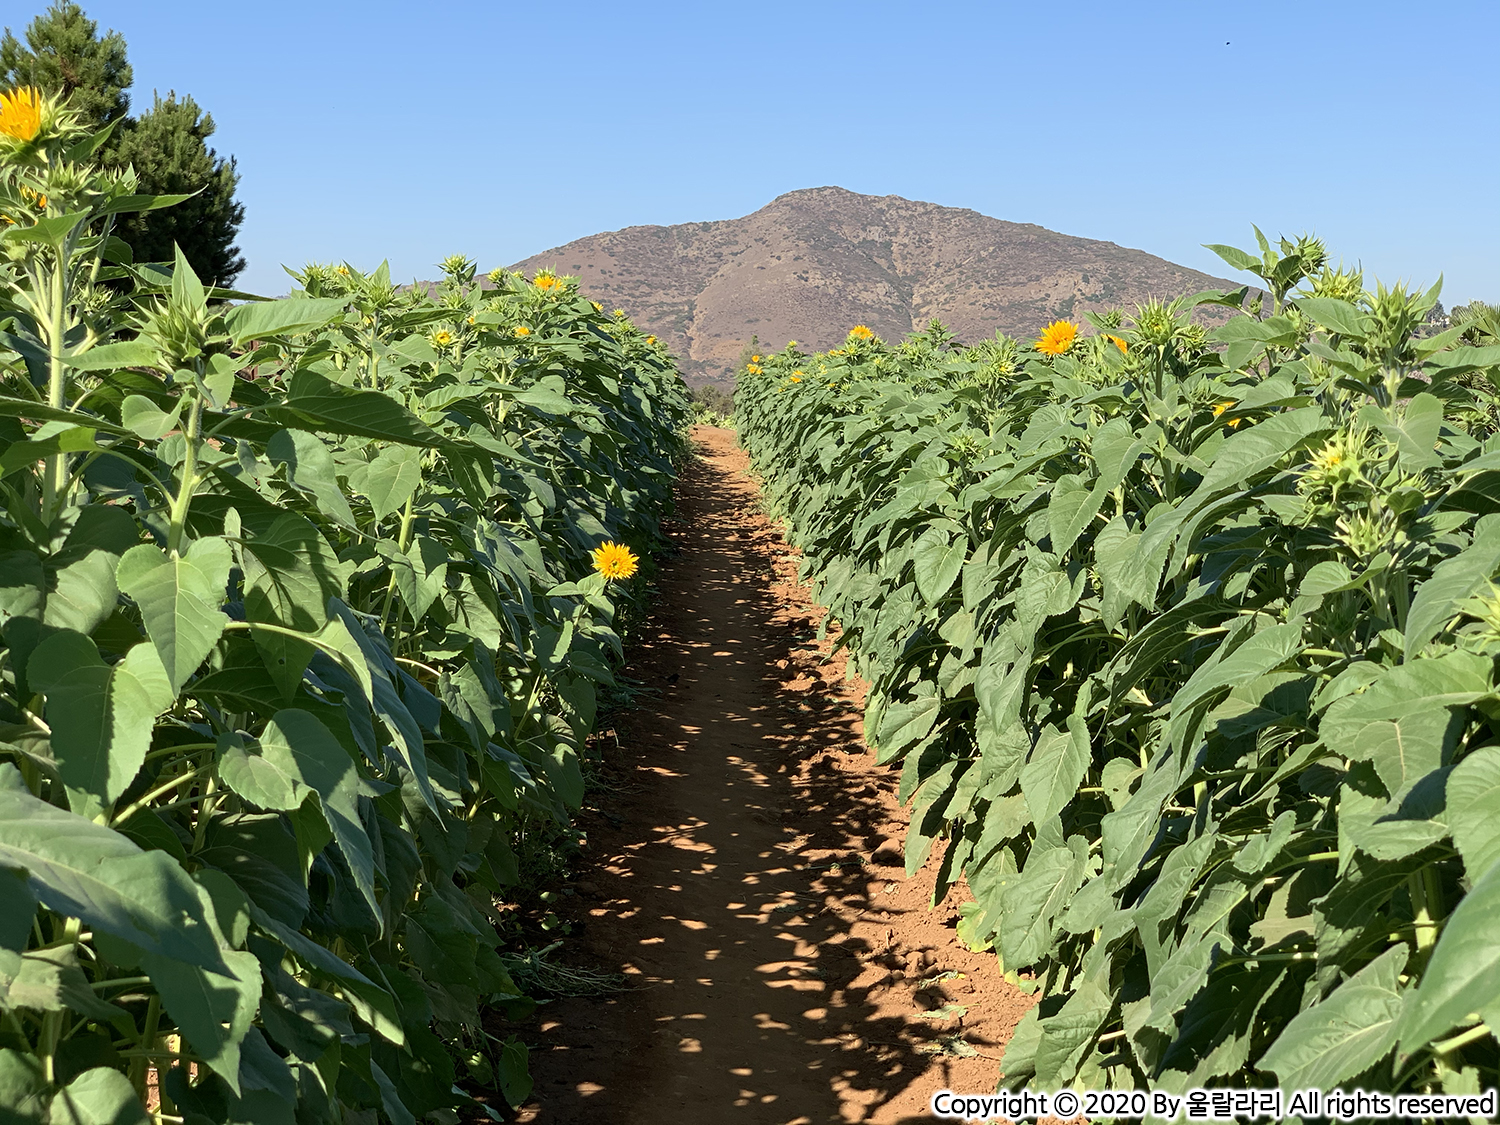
[29,631,172,813]
[361,444,422,523]
[1447,747,1500,882]
[141,947,261,1093]
[0,1047,49,1122]
[50,1067,150,1125]
[1320,652,1490,797]
[1047,474,1107,558]
[1259,945,1408,1088]
[242,514,344,699]
[1190,406,1332,502]
[277,369,442,446]
[873,690,940,765]
[1404,516,1500,655]
[266,430,358,529]
[116,536,232,693]
[911,527,965,605]
[43,504,140,636]
[223,296,347,345]
[249,906,402,1045]
[0,778,225,973]
[1293,296,1371,339]
[258,710,376,918]
[998,837,1090,970]
[1019,720,1089,825]
[1399,858,1500,1053]
[381,535,448,624]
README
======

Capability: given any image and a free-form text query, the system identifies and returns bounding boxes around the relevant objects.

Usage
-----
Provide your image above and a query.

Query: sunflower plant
[737,229,1500,1096]
[0,111,691,1125]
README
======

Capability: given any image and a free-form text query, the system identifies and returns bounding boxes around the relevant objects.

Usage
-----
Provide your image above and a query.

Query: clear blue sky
[24,0,1499,306]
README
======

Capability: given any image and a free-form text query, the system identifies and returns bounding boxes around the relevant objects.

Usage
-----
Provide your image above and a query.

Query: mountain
[509,187,1236,387]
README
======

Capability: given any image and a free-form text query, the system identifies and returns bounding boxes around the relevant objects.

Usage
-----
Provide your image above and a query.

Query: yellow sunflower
[1108,335,1128,353]
[591,541,639,580]
[646,335,657,345]
[0,87,42,142]
[431,330,454,346]
[751,354,762,363]
[513,325,531,337]
[745,363,763,375]
[849,325,874,340]
[1035,320,1078,356]
[534,273,562,292]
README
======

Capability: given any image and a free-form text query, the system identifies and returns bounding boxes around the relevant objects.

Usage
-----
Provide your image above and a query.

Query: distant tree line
[1,2,245,286]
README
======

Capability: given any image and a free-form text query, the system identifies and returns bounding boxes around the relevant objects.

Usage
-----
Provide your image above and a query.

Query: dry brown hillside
[509,187,1236,387]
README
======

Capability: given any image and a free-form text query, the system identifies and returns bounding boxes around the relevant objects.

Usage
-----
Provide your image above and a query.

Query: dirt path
[513,427,1030,1124]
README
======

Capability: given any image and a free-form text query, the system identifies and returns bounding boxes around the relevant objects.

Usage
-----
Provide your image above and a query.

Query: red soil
[510,426,1032,1124]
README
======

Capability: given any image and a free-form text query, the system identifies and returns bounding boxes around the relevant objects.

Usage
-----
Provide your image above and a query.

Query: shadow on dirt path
[511,427,1031,1124]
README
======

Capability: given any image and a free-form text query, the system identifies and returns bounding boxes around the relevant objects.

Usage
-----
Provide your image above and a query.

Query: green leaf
[1294,296,1371,338]
[242,514,343,699]
[1321,652,1491,798]
[64,340,163,372]
[45,505,141,636]
[50,1067,150,1125]
[0,1047,49,1123]
[0,946,127,1020]
[912,527,965,605]
[266,429,359,529]
[998,837,1089,970]
[1404,516,1500,655]
[874,691,940,765]
[1190,406,1332,502]
[0,425,97,479]
[1203,243,1260,273]
[218,733,305,812]
[1400,858,1500,1053]
[170,245,207,312]
[29,631,172,813]
[1387,393,1444,472]
[1047,474,1106,558]
[2,211,89,248]
[141,946,261,1093]
[259,710,376,919]
[97,191,195,217]
[1258,944,1407,1088]
[382,535,448,624]
[223,297,347,345]
[119,393,183,440]
[248,906,403,1045]
[1447,746,1500,884]
[0,780,226,973]
[277,369,442,446]
[362,444,422,523]
[1019,721,1089,825]
[117,537,231,693]
[1173,620,1304,714]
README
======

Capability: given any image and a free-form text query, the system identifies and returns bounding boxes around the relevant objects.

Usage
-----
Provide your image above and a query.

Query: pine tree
[111,93,246,286]
[0,1,129,132]
[1,4,246,286]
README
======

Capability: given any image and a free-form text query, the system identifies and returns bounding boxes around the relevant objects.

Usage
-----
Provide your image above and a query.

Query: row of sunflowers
[0,87,690,1122]
[736,231,1500,1097]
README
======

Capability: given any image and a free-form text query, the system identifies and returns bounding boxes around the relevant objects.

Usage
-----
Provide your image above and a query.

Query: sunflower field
[0,90,690,1123]
[736,235,1500,1097]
